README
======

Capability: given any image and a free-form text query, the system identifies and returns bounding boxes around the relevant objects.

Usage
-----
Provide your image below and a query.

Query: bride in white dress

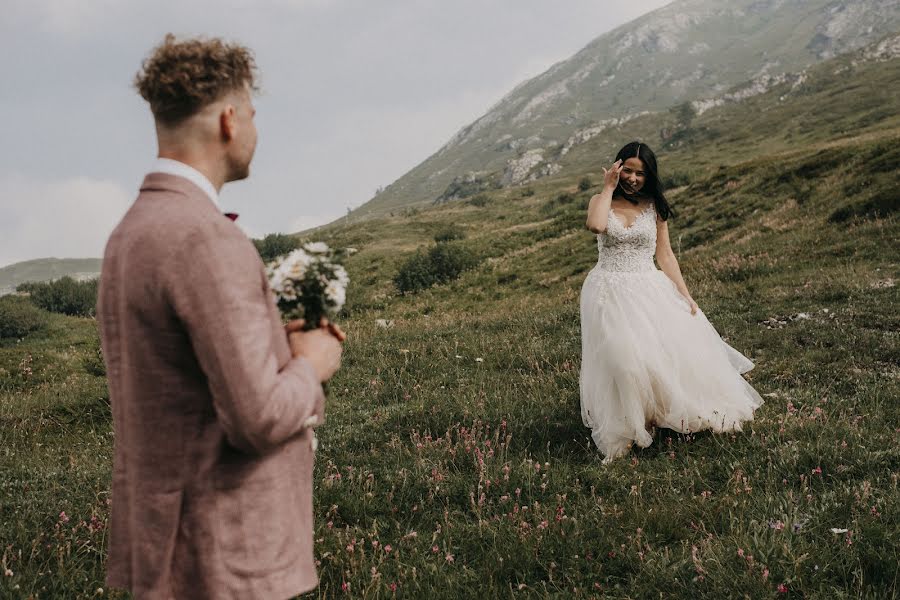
[581,141,763,462]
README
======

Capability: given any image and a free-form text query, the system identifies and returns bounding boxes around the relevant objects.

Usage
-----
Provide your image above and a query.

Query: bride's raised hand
[601,159,623,190]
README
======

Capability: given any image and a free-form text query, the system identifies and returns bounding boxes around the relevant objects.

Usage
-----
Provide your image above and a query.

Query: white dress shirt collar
[150,158,220,208]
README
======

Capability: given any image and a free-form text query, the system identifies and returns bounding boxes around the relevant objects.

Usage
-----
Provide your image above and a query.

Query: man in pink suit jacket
[97,35,344,599]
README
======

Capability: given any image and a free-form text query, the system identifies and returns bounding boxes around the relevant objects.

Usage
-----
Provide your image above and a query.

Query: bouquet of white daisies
[266,242,349,329]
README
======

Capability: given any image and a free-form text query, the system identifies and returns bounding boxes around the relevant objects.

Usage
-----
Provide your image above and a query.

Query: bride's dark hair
[613,141,675,221]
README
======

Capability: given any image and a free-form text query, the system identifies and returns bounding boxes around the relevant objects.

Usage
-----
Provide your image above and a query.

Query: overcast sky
[0,0,671,268]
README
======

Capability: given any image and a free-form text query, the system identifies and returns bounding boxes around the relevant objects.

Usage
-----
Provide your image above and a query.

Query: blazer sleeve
[166,223,326,455]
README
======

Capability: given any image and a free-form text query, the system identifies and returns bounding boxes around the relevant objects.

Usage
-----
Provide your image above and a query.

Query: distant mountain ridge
[352,0,900,218]
[0,258,101,296]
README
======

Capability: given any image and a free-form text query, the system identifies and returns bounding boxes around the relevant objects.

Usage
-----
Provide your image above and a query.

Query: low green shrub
[0,295,48,339]
[434,226,466,243]
[253,233,302,263]
[17,277,98,317]
[394,243,479,294]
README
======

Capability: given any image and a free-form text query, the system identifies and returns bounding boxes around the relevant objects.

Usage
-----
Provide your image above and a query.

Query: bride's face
[620,157,646,194]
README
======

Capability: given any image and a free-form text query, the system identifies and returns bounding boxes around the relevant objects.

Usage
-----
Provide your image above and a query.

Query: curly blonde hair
[135,34,258,126]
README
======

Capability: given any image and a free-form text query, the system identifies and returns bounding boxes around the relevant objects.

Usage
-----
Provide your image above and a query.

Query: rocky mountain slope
[351,0,899,219]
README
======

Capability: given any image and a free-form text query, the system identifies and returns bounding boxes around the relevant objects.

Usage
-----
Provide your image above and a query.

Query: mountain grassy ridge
[354,0,900,217]
[1,35,899,600]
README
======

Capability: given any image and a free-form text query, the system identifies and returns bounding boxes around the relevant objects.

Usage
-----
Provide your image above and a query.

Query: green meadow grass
[1,50,899,600]
[2,134,897,599]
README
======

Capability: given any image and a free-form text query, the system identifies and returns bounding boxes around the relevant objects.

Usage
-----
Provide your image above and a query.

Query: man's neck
[157,151,225,192]
[151,157,222,208]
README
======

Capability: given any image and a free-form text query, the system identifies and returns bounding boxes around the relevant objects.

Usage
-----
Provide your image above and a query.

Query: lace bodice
[596,205,657,272]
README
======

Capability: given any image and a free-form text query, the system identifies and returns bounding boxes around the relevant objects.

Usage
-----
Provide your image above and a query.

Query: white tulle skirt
[579,266,763,461]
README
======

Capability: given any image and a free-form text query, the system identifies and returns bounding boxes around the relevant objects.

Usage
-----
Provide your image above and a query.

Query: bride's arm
[585,160,623,233]
[655,217,699,314]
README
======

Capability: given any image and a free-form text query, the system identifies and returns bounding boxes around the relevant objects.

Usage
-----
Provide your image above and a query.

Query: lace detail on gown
[579,204,763,462]
[597,205,657,272]
[583,205,664,306]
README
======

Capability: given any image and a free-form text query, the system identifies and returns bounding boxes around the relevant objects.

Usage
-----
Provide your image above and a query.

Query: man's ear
[220,104,237,142]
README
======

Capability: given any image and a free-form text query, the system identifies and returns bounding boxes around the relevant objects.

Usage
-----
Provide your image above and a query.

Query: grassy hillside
[0,258,101,296]
[547,37,900,190]
[354,1,900,217]
[1,43,898,600]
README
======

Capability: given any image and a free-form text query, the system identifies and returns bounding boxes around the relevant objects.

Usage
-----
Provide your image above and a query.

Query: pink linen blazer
[97,173,325,599]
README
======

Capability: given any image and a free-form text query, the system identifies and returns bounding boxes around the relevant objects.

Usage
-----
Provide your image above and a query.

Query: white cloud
[4,0,123,37]
[0,0,673,261]
[267,0,335,9]
[0,174,132,267]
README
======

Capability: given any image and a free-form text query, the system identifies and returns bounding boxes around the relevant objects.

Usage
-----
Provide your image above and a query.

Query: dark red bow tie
[224,212,239,222]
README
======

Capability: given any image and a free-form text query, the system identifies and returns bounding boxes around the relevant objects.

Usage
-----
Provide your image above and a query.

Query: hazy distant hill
[0,258,101,296]
[351,0,899,218]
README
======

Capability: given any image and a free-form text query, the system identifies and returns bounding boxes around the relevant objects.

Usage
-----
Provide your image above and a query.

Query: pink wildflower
[59,511,69,523]
[777,583,788,593]
[88,515,104,532]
